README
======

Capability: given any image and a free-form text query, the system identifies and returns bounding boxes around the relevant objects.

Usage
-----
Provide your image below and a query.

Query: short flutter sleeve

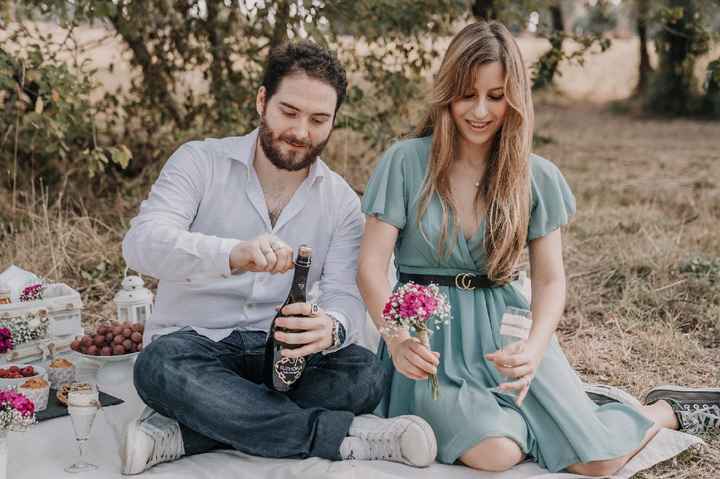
[361,144,408,229]
[528,155,576,241]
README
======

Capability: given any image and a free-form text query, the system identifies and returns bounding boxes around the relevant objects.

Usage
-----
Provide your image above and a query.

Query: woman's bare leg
[459,437,525,472]
[566,399,679,476]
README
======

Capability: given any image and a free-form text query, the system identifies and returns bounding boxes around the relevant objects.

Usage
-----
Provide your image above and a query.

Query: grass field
[1,26,719,477]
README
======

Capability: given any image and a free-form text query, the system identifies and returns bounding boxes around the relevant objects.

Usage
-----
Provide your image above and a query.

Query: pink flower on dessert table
[11,394,35,417]
[381,282,451,400]
[19,283,44,302]
[0,328,13,354]
[0,389,36,432]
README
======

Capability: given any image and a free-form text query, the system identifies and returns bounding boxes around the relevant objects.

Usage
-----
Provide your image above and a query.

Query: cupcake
[19,376,50,411]
[47,357,76,389]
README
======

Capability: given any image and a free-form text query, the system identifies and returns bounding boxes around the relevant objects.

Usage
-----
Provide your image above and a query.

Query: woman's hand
[485,340,543,406]
[386,333,440,381]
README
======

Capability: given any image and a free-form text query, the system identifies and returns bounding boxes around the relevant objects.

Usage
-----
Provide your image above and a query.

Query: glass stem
[78,438,88,462]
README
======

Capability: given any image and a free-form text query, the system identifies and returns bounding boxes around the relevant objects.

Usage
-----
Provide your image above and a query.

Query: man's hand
[229,234,294,274]
[273,302,334,357]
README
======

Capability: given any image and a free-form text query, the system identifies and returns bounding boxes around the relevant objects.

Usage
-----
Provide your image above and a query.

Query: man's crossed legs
[122,329,436,474]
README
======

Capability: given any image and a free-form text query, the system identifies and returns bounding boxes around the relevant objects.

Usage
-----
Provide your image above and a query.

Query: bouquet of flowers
[0,389,36,432]
[381,282,451,400]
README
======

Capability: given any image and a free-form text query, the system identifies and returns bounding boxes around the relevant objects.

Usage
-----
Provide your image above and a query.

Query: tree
[532,0,564,90]
[531,1,611,91]
[646,0,714,115]
[6,0,467,181]
[634,0,653,95]
[703,58,720,116]
[472,0,501,20]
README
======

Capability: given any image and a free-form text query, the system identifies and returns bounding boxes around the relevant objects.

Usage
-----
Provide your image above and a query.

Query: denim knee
[341,345,388,414]
[133,332,191,407]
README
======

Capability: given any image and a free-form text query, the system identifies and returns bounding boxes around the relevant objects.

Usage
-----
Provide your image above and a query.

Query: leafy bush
[0,24,131,193]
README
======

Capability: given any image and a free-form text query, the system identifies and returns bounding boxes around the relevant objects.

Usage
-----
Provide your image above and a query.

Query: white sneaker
[340,414,437,467]
[121,407,185,475]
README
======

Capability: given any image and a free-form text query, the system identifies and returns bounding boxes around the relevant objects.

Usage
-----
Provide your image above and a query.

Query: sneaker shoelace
[352,420,406,461]
[142,414,185,466]
[677,404,720,435]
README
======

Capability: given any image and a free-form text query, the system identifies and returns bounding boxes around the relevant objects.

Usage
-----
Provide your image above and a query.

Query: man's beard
[258,117,329,172]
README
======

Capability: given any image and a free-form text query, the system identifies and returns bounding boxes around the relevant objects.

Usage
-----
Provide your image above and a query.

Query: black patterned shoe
[644,385,720,435]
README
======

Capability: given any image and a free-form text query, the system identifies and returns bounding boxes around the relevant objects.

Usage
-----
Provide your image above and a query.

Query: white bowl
[75,352,139,363]
[73,352,139,385]
[0,364,48,390]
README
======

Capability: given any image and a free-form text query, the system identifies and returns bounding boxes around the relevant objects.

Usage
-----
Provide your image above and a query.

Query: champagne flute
[65,383,100,473]
[489,307,533,398]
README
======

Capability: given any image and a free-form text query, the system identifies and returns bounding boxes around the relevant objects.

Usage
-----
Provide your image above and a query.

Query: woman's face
[450,62,508,154]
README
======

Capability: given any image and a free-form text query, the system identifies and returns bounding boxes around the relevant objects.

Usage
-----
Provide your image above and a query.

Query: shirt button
[185,278,192,283]
[221,274,229,279]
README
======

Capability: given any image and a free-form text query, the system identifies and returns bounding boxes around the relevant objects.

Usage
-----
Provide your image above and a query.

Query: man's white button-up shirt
[122,129,365,350]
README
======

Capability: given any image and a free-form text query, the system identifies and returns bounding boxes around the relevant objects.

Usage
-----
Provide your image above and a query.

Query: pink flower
[382,282,450,330]
[20,283,44,302]
[0,389,35,417]
[0,327,13,354]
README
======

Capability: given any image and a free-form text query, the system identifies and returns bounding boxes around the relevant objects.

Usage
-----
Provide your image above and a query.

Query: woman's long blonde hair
[415,21,534,283]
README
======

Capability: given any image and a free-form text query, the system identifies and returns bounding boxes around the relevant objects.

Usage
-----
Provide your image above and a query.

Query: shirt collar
[225,128,327,182]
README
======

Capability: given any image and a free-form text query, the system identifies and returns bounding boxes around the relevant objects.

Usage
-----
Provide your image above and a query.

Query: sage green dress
[361,136,653,473]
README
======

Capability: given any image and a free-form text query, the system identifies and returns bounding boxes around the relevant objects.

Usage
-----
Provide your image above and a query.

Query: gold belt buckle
[454,273,476,291]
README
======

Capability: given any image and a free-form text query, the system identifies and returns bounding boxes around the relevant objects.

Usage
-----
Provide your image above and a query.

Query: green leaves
[109,145,132,170]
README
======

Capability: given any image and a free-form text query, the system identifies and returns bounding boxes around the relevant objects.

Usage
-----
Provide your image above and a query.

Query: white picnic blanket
[6,355,702,479]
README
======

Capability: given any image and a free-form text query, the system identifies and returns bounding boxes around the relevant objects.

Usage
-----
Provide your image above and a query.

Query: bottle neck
[287,263,310,304]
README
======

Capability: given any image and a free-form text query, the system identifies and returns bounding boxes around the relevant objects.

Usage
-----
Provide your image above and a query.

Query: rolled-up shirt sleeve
[122,144,240,281]
[318,190,366,353]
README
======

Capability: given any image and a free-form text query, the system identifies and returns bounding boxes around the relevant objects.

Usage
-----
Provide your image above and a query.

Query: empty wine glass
[65,383,100,473]
[489,307,533,398]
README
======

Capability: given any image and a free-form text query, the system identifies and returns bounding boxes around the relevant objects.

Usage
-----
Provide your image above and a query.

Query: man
[120,42,436,475]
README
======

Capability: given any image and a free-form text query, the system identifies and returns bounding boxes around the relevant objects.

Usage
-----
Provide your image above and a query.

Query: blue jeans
[133,329,386,460]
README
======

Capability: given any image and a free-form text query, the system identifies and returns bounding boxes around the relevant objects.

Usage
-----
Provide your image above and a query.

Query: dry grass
[1,26,719,478]
[535,102,720,478]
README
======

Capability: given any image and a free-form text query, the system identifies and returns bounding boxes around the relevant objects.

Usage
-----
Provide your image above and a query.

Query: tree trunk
[108,4,185,129]
[702,58,720,117]
[635,0,652,95]
[532,2,565,90]
[648,0,703,115]
[270,0,290,50]
[471,0,498,21]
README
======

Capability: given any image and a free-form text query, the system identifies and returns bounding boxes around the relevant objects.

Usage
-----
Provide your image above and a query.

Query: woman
[357,21,719,475]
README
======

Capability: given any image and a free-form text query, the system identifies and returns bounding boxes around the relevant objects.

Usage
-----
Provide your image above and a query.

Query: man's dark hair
[261,41,348,114]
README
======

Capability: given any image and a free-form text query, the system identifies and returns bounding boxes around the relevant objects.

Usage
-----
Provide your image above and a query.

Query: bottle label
[274,356,305,386]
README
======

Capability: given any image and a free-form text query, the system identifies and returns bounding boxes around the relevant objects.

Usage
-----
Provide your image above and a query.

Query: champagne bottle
[264,245,312,392]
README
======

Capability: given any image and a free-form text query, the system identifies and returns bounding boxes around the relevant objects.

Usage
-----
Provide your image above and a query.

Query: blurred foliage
[646,0,720,116]
[0,0,717,200]
[470,0,613,90]
[0,22,131,198]
[704,58,720,116]
[572,0,618,35]
[3,0,471,193]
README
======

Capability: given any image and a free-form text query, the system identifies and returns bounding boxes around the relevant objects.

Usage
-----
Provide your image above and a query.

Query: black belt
[398,272,516,290]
